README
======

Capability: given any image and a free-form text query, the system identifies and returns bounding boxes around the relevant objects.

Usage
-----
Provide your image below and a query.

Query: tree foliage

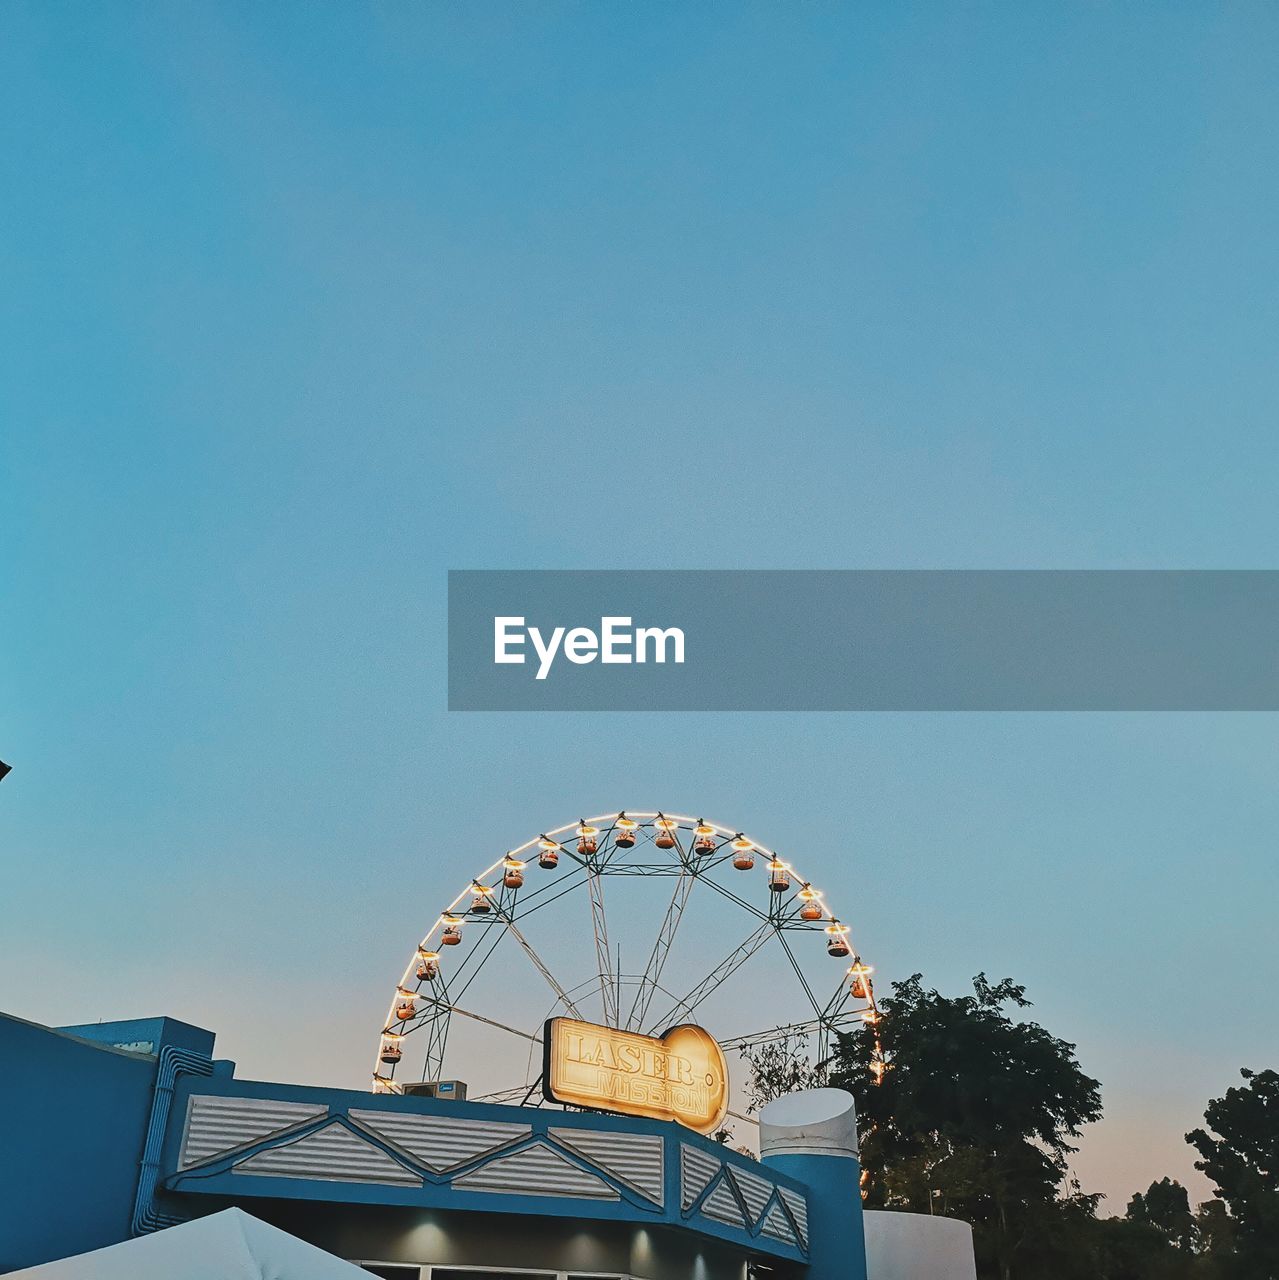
[1128,1178,1195,1251]
[1187,1069,1279,1279]
[1193,1201,1235,1259]
[740,1032,827,1113]
[828,973,1103,1280]
[737,970,1273,1280]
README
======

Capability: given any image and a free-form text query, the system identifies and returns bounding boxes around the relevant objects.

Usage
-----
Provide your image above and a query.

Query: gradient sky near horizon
[3,1,1278,1212]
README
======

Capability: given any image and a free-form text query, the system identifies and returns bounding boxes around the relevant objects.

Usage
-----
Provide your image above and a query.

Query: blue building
[0,1010,881,1280]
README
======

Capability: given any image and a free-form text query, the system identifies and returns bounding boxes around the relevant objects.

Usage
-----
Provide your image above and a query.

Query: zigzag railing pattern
[679,1142,807,1253]
[165,1086,809,1261]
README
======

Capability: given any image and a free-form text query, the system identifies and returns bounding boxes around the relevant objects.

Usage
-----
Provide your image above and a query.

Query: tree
[1187,1069,1279,1280]
[1128,1179,1195,1252]
[1090,1215,1195,1280]
[740,1032,827,1113]
[829,973,1103,1280]
[1193,1200,1235,1259]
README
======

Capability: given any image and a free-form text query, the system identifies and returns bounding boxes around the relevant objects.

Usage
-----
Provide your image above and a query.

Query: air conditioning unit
[400,1080,468,1101]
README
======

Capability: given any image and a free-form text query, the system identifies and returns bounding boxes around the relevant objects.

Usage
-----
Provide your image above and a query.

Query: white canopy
[12,1209,372,1279]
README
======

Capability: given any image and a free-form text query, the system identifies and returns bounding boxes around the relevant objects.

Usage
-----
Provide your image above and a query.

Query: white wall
[863,1210,977,1280]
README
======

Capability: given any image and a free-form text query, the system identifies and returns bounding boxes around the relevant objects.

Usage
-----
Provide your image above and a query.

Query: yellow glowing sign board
[543,1017,729,1135]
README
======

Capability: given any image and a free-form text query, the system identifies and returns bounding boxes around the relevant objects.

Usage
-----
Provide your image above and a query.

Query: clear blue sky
[2,1,1277,1210]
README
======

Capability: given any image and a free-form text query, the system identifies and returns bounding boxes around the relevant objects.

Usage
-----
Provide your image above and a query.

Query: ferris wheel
[373,812,883,1119]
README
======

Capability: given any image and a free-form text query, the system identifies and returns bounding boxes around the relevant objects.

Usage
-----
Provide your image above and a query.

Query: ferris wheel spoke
[692,872,773,924]
[585,861,618,1026]
[771,926,825,1023]
[440,916,511,999]
[401,974,455,1083]
[490,906,585,1020]
[493,868,591,924]
[444,918,520,1011]
[643,919,775,1034]
[625,855,699,1031]
[822,971,856,1019]
[717,1017,833,1052]
[443,1001,545,1045]
[471,1084,541,1104]
[395,995,444,1039]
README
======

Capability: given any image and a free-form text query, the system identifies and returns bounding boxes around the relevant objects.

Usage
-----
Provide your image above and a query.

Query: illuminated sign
[543,1017,728,1134]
